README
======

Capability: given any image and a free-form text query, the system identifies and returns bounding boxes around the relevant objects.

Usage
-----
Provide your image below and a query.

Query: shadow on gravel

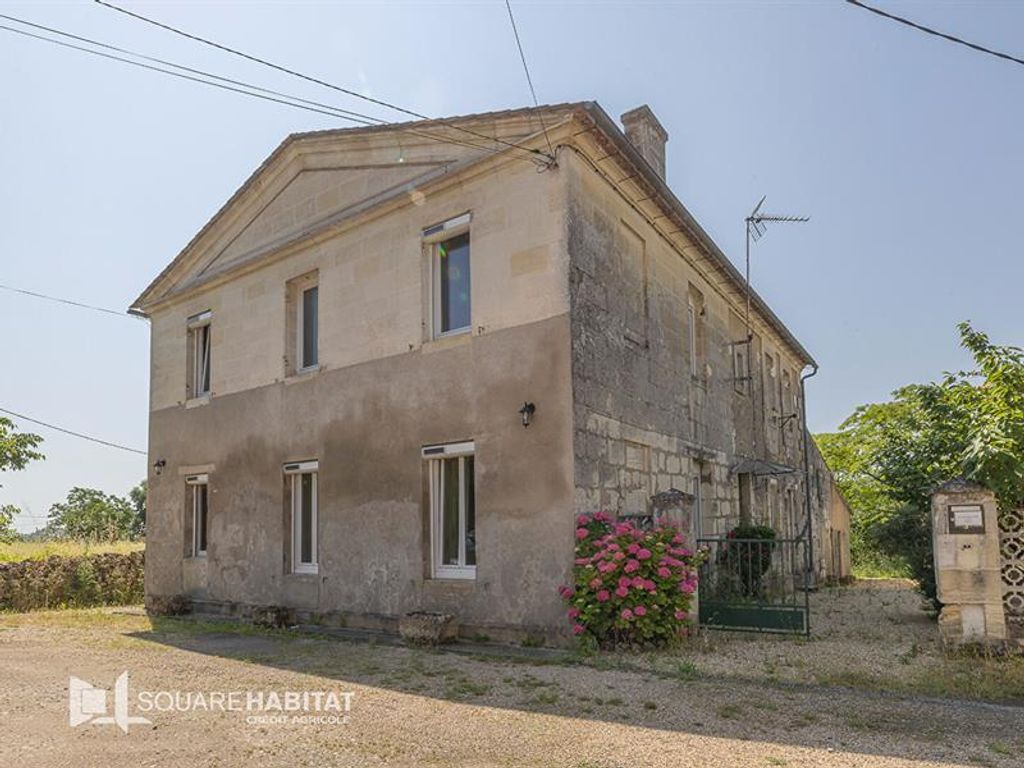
[129,615,1024,768]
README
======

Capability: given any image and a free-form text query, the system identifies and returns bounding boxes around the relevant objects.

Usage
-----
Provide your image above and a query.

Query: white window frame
[297,281,319,373]
[284,460,318,574]
[186,473,209,557]
[687,299,697,376]
[187,311,212,398]
[425,213,472,340]
[422,441,476,580]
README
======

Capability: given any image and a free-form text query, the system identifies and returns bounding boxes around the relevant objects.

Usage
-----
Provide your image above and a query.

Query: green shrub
[0,550,144,611]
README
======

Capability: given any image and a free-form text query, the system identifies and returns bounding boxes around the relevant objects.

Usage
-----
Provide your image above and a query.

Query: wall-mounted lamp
[778,413,798,429]
[518,402,536,428]
[153,459,166,476]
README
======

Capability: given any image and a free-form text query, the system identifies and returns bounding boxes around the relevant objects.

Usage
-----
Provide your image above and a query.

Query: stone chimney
[620,105,669,181]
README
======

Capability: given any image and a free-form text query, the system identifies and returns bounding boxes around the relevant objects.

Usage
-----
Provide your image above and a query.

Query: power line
[845,0,1024,68]
[0,408,146,456]
[94,0,556,164]
[0,19,498,158]
[503,0,554,158]
[0,282,143,321]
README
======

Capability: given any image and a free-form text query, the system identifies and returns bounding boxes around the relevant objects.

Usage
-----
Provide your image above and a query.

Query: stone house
[133,102,850,641]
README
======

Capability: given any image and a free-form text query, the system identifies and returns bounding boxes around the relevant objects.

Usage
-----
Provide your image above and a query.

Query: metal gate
[696,535,811,634]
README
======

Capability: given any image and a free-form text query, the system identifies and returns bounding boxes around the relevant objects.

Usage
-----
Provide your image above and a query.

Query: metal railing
[696,535,811,634]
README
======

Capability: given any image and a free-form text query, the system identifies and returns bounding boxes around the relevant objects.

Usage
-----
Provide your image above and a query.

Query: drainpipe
[800,364,819,591]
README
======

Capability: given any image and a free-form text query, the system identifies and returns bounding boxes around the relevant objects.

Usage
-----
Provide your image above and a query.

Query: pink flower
[657,567,672,579]
[574,557,590,566]
[575,527,589,540]
[627,542,640,555]
[624,559,640,573]
[576,515,590,525]
[615,585,629,598]
[558,585,574,599]
[589,577,602,589]
[613,551,626,561]
[620,608,634,621]
[636,548,652,560]
[598,561,617,573]
[572,623,586,635]
[674,610,688,621]
[634,605,647,617]
[679,581,696,594]
[672,534,683,544]
[596,590,610,602]
[618,576,631,588]
[614,523,633,536]
[567,607,580,619]
[644,579,657,592]
[631,576,645,588]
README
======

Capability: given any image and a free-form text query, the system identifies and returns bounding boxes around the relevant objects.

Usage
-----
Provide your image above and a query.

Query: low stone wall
[0,551,145,612]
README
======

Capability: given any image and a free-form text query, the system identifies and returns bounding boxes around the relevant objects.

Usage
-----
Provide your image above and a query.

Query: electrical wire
[845,0,1024,68]
[0,18,503,158]
[94,0,555,164]
[503,0,554,157]
[0,408,146,456]
[0,282,141,321]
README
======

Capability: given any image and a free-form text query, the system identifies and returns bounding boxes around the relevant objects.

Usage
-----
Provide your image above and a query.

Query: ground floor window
[423,441,475,579]
[284,460,318,574]
[186,474,208,557]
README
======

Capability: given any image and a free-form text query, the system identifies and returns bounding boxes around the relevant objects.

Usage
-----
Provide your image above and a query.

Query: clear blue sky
[2,1,1022,532]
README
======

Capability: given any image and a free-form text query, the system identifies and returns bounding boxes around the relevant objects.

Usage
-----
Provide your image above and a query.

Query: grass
[0,539,144,563]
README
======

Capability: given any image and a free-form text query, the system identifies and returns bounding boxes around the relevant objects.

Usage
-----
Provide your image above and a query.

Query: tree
[47,487,138,542]
[815,323,1024,607]
[0,504,20,543]
[128,480,147,538]
[0,416,44,479]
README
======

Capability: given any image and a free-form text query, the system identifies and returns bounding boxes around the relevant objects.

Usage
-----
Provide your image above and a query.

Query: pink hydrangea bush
[559,512,706,648]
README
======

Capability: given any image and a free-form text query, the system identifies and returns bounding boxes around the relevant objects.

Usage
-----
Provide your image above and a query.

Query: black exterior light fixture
[518,402,536,428]
[153,459,166,476]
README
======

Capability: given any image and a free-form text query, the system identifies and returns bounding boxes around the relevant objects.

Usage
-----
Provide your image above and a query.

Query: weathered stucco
[148,313,575,637]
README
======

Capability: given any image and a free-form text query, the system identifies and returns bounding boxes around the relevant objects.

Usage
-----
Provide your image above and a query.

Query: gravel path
[1,605,1022,768]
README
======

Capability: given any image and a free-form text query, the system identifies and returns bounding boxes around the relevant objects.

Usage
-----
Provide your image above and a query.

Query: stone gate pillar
[931,480,1006,647]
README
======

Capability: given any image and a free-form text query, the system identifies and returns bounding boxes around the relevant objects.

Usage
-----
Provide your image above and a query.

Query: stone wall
[563,146,833,563]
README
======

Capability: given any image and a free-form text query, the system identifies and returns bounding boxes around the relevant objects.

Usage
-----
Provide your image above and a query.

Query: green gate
[696,535,811,635]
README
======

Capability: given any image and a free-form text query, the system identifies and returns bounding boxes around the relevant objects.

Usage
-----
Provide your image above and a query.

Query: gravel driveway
[1,601,1022,768]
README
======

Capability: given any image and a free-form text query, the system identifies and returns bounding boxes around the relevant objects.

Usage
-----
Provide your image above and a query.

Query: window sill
[185,394,211,409]
[291,566,319,576]
[185,553,207,560]
[422,330,472,355]
[284,365,323,385]
[429,569,477,582]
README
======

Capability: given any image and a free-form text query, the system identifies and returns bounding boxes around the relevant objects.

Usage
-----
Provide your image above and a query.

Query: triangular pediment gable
[132,104,583,311]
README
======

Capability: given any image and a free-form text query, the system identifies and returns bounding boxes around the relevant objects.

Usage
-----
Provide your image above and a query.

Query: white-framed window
[187,311,212,398]
[298,283,319,371]
[425,213,471,338]
[284,460,318,574]
[687,299,697,377]
[186,473,209,557]
[423,441,476,579]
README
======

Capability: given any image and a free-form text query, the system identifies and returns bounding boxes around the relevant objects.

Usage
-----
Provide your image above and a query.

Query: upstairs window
[425,213,471,338]
[687,299,698,376]
[284,460,318,574]
[186,474,209,557]
[186,311,212,398]
[300,283,319,370]
[423,441,476,579]
[286,272,318,375]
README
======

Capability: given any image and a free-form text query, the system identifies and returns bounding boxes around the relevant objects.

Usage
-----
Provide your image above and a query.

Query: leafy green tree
[47,487,138,542]
[0,504,21,543]
[128,480,147,538]
[0,416,44,479]
[816,323,1024,607]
